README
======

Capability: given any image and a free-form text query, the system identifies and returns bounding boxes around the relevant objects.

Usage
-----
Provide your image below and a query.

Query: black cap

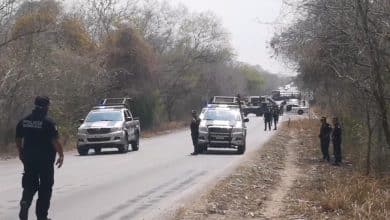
[34,96,50,108]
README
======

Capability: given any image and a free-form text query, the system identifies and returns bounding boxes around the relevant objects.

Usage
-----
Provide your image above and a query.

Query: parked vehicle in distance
[198,105,248,154]
[285,104,309,115]
[77,98,140,155]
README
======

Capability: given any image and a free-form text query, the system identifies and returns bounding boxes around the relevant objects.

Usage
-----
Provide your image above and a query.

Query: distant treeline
[0,0,287,148]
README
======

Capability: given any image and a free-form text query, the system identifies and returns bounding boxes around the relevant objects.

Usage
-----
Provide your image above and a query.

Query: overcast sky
[169,0,295,76]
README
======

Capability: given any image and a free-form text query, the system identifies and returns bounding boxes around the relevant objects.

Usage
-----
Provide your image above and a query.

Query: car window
[204,109,241,121]
[85,111,123,122]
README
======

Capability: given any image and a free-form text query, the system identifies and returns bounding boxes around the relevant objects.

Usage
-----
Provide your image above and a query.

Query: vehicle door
[125,110,135,140]
[124,110,133,140]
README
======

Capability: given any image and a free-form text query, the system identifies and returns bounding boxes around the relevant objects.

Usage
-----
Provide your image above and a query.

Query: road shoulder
[174,122,294,219]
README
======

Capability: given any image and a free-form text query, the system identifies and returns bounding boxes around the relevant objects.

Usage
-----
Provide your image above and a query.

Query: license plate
[215,136,225,140]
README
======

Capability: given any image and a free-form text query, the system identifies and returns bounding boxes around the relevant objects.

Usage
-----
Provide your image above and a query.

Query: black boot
[19,201,29,220]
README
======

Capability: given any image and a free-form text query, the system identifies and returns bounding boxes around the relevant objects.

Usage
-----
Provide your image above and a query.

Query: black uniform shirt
[16,111,59,161]
[332,123,342,144]
[320,123,332,141]
[190,117,201,135]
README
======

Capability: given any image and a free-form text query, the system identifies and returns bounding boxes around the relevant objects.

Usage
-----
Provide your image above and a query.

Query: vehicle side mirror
[126,117,132,121]
[244,118,249,123]
[79,119,84,123]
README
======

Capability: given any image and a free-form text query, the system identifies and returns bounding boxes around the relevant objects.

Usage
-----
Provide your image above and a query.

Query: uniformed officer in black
[272,106,280,130]
[264,108,272,131]
[332,117,342,166]
[190,110,201,155]
[318,117,332,162]
[15,96,64,220]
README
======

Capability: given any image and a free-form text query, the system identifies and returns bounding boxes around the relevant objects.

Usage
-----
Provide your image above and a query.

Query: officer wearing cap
[332,117,342,166]
[190,110,201,155]
[15,96,64,220]
[318,116,332,162]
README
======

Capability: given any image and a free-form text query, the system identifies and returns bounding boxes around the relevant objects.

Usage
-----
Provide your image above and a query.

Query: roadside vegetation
[271,0,390,175]
[0,0,288,153]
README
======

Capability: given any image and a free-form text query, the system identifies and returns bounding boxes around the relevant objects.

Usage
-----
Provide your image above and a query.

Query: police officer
[272,106,280,130]
[332,117,342,166]
[190,110,201,155]
[15,96,64,220]
[264,108,272,131]
[318,117,332,162]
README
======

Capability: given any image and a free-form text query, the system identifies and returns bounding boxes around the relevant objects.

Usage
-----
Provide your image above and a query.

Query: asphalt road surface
[0,115,285,220]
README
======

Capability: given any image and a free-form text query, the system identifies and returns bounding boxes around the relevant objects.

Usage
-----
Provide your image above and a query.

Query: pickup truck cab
[77,98,140,155]
[198,105,249,154]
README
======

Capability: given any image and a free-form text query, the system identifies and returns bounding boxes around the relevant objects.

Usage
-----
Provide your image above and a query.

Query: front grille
[87,128,111,134]
[208,127,231,134]
[87,137,111,142]
[210,135,231,141]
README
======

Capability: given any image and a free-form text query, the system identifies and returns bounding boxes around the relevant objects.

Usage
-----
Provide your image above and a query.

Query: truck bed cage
[94,98,132,109]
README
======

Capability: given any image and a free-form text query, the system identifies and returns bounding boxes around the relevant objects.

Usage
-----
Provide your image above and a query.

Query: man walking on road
[332,117,342,166]
[318,117,332,162]
[190,110,201,155]
[16,96,64,220]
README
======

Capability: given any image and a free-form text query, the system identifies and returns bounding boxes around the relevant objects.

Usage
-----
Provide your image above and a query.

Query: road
[0,115,283,220]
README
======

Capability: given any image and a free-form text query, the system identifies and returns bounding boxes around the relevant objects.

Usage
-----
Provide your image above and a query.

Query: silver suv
[198,105,248,154]
[77,99,140,155]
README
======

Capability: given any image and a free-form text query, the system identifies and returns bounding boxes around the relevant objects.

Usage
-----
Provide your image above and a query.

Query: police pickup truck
[198,98,249,154]
[77,98,140,155]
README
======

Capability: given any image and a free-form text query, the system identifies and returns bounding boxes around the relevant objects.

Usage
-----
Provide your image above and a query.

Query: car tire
[119,134,129,153]
[94,147,101,154]
[78,148,89,156]
[237,142,246,155]
[131,133,139,151]
[198,144,207,153]
[298,110,304,115]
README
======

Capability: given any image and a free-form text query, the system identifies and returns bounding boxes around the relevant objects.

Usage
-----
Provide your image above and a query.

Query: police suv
[77,98,140,155]
[197,97,249,154]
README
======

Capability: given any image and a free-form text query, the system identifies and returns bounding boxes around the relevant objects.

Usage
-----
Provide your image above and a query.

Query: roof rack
[211,96,239,105]
[92,98,132,110]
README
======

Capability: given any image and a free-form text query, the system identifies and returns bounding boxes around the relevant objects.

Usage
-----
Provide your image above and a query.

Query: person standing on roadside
[190,110,201,155]
[332,117,342,166]
[318,117,332,162]
[272,106,280,130]
[264,108,272,131]
[16,96,64,220]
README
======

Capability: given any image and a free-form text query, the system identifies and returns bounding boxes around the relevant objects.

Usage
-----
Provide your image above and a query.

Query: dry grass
[282,119,390,220]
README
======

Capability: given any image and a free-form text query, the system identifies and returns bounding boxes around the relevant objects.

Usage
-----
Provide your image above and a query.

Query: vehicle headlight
[111,127,123,132]
[78,128,87,134]
[232,127,243,133]
[199,126,208,133]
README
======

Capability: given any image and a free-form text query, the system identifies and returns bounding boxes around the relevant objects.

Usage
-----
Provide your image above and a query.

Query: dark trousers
[191,133,199,153]
[320,139,330,161]
[21,159,54,219]
[333,141,342,163]
[273,117,279,129]
[264,121,271,131]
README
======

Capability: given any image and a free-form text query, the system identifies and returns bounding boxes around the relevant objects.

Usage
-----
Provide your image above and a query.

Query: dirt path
[262,132,300,219]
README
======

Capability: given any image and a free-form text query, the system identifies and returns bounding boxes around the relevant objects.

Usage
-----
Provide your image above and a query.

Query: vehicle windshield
[85,111,123,122]
[204,109,241,121]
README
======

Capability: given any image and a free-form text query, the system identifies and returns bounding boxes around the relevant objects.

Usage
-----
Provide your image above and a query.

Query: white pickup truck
[77,98,140,155]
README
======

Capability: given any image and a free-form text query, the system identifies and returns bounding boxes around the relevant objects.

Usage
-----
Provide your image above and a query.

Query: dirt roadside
[174,119,390,220]
[174,121,300,220]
